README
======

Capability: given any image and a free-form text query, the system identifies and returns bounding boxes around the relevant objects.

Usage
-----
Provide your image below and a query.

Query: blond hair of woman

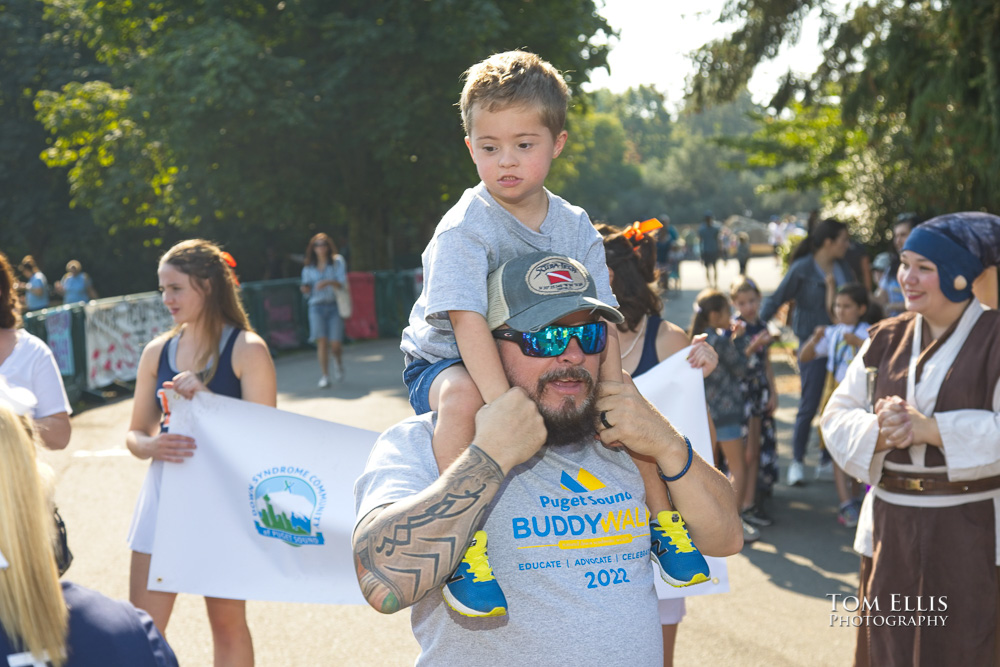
[0,402,67,665]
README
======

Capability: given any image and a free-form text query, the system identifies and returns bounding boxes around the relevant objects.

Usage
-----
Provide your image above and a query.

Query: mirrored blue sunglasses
[491,322,607,357]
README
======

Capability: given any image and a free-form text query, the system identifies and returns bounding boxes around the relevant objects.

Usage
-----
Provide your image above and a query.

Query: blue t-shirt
[26,272,49,310]
[814,322,869,383]
[697,224,720,255]
[61,273,92,304]
[301,256,347,307]
[878,272,905,317]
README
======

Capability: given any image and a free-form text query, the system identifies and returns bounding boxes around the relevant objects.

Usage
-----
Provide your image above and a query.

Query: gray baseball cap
[486,252,623,332]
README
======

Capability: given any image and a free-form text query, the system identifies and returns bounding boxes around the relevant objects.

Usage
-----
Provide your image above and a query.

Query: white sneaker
[814,460,835,481]
[787,460,805,487]
[318,375,330,388]
[332,365,344,382]
[741,519,760,544]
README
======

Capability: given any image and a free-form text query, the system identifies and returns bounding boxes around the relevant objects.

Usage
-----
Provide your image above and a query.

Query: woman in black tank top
[600,223,719,667]
[125,239,276,667]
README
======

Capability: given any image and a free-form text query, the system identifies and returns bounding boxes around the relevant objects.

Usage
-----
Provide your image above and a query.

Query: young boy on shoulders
[400,50,706,619]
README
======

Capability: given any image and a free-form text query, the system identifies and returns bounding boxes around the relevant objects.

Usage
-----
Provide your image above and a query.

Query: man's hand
[596,374,686,464]
[472,387,547,474]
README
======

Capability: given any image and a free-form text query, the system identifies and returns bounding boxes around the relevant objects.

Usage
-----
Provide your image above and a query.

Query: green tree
[592,85,674,163]
[0,0,106,271]
[644,92,819,226]
[689,0,1000,222]
[549,108,643,223]
[35,0,615,273]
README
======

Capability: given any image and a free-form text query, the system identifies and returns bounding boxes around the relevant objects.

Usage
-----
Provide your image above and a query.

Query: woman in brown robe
[821,212,1000,666]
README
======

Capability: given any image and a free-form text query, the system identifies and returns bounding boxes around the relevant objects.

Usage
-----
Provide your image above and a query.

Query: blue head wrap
[902,212,1000,302]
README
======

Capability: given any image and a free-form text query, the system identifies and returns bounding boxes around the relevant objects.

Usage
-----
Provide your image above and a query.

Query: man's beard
[531,366,599,447]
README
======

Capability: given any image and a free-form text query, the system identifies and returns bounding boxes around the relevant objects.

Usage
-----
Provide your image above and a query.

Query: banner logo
[250,469,327,547]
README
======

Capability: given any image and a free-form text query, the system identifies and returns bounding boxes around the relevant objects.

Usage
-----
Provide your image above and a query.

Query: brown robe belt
[878,470,1000,495]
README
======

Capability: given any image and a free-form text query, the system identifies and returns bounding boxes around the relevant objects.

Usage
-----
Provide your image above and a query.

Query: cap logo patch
[526,257,588,295]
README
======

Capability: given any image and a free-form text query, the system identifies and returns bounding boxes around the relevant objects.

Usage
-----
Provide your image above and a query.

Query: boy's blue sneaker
[442,530,507,617]
[650,510,711,587]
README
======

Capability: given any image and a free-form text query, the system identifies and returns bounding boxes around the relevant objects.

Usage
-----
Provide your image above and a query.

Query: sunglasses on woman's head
[491,322,607,357]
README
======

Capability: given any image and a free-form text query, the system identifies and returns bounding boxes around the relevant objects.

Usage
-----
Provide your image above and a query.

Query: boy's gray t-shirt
[401,182,616,364]
[354,414,662,666]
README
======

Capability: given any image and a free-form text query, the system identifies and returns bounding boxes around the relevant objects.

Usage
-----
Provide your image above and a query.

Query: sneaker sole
[653,560,710,588]
[441,588,507,618]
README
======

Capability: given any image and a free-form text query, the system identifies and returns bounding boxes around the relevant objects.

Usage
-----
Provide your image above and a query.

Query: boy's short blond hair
[460,50,570,140]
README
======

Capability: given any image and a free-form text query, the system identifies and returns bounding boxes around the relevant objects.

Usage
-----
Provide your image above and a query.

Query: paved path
[45,255,859,666]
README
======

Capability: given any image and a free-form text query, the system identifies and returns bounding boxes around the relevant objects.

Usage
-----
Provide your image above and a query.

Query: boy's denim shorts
[402,356,463,414]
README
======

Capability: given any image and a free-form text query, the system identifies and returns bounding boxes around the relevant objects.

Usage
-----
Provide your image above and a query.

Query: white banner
[148,349,728,605]
[149,392,374,604]
[84,295,174,389]
[633,346,731,600]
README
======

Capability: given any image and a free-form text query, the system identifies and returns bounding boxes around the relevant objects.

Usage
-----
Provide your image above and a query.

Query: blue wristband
[658,435,693,483]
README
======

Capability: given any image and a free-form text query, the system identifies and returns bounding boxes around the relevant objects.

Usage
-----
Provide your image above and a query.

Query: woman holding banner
[126,239,276,667]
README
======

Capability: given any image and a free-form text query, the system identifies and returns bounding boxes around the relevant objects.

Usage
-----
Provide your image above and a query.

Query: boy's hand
[730,320,747,338]
[811,325,827,342]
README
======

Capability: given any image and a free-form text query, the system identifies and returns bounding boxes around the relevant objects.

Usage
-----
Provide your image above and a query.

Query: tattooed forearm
[353,444,505,613]
[356,543,403,613]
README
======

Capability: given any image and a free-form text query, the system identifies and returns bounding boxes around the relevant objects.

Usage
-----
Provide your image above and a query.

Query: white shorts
[658,597,687,625]
[127,462,163,554]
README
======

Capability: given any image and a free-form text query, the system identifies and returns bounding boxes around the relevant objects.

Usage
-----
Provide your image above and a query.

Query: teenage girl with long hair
[126,239,276,667]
